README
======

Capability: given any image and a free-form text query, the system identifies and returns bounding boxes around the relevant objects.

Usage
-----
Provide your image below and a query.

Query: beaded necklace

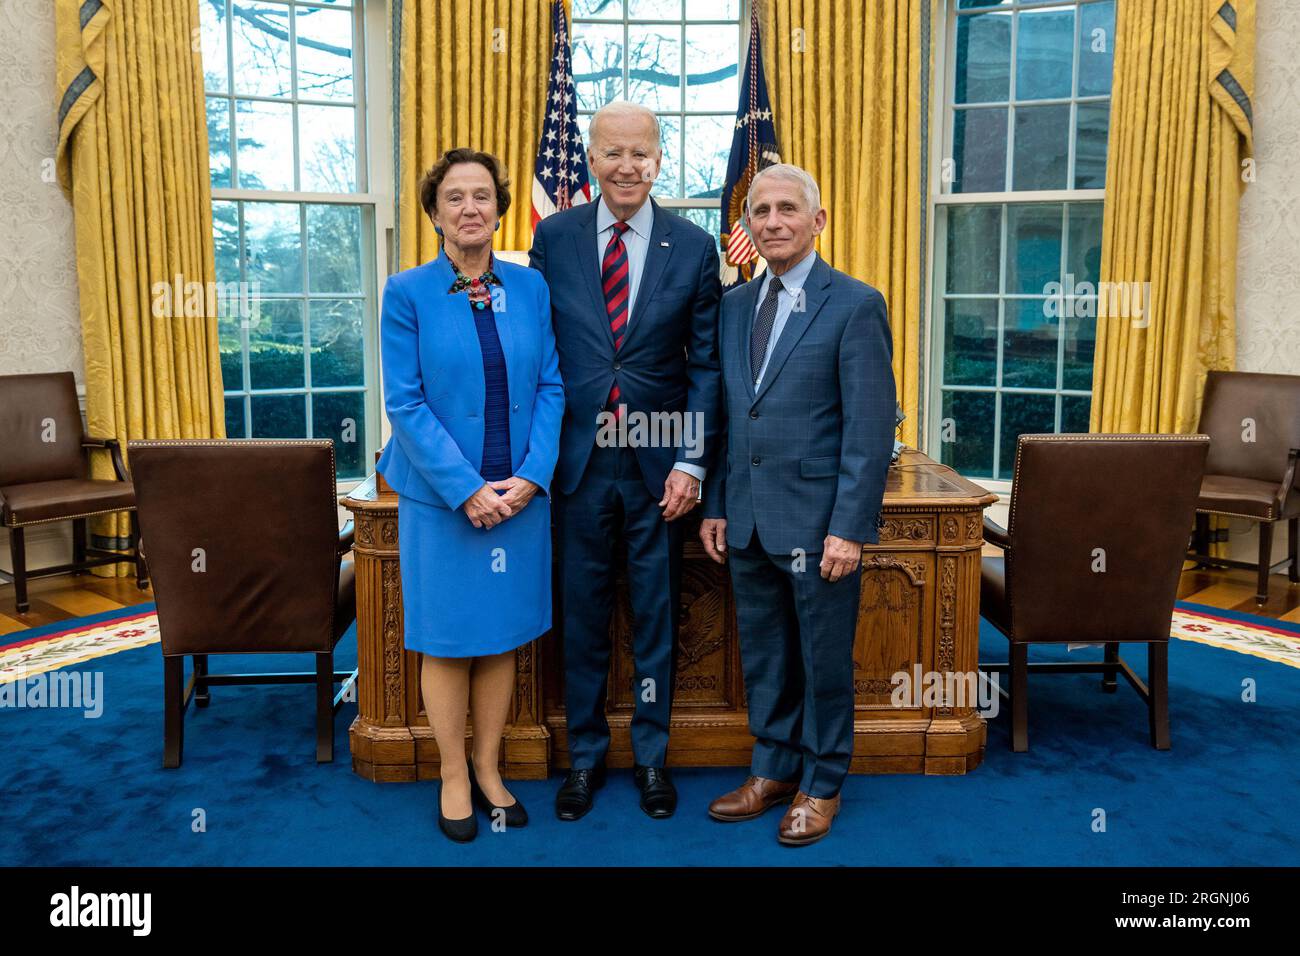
[447,253,500,311]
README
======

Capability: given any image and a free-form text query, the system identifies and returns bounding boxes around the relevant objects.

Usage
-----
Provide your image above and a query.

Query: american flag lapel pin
[660,241,670,247]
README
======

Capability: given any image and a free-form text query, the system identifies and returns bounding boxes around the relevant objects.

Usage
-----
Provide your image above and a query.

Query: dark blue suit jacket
[703,254,896,554]
[528,198,722,499]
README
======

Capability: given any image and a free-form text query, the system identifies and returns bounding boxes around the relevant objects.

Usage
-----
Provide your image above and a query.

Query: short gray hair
[589,100,662,150]
[747,163,822,212]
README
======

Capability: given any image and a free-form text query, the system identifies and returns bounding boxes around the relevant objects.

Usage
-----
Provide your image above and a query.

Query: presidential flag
[531,0,592,227]
[719,4,780,287]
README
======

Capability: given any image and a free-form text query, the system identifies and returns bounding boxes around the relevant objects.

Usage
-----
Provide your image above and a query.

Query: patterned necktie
[750,275,784,384]
[602,221,632,416]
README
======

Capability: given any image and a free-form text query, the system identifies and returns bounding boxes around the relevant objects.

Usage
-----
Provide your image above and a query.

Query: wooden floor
[2,555,1297,637]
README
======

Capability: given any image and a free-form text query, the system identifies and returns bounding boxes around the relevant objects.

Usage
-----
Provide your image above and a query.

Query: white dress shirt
[752,247,818,388]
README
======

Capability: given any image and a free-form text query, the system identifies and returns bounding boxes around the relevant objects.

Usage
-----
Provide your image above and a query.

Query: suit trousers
[728,528,862,798]
[556,442,683,768]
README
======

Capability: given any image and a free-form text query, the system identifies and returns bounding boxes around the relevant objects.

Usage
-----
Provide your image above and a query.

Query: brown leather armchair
[0,372,147,613]
[127,439,357,767]
[1186,370,1300,604]
[980,434,1209,752]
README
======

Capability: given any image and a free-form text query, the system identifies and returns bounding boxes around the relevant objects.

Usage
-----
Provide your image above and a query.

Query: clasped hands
[463,476,539,529]
[700,519,863,582]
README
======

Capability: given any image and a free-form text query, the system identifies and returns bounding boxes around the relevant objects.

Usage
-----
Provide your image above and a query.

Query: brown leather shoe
[777,792,841,846]
[708,775,799,822]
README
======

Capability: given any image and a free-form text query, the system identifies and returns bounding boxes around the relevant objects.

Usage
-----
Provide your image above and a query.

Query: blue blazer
[528,198,722,499]
[376,251,565,511]
[702,254,896,554]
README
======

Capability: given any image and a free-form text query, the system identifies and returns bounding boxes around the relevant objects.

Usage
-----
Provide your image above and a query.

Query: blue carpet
[2,611,1298,866]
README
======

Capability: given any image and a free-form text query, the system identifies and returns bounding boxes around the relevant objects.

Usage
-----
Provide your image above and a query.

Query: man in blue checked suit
[529,101,722,822]
[700,163,896,846]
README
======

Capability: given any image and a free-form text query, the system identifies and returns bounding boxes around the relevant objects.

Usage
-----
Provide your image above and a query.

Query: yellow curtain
[1090,0,1254,435]
[760,0,932,446]
[397,0,556,268]
[55,0,226,573]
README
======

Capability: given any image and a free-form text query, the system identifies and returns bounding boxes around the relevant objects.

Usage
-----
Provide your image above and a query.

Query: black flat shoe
[469,763,528,828]
[437,781,478,843]
[634,765,677,819]
[555,766,605,821]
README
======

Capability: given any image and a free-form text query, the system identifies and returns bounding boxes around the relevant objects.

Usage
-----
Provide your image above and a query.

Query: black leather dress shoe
[634,765,677,819]
[437,782,478,843]
[555,766,605,821]
[469,763,528,828]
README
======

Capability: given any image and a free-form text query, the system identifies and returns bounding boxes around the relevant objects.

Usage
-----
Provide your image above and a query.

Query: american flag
[531,0,591,228]
[719,4,780,288]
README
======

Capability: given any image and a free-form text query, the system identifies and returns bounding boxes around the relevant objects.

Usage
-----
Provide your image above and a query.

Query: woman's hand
[488,476,539,516]
[463,484,514,529]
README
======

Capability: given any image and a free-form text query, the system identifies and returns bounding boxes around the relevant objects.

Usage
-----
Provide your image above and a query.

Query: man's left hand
[820,534,862,582]
[659,470,700,521]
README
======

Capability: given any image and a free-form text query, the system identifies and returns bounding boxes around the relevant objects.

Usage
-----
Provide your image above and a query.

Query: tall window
[200,0,377,480]
[571,0,743,244]
[931,0,1114,481]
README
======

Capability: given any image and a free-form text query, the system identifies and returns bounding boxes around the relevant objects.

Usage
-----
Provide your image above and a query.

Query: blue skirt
[397,492,551,657]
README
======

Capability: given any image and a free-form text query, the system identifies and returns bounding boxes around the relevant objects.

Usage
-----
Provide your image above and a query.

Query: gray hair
[588,100,662,150]
[747,163,822,212]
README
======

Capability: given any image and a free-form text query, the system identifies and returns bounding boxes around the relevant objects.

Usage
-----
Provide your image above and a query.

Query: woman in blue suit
[377,149,563,843]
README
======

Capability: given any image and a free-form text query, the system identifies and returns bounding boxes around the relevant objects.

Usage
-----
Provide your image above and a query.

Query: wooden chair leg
[1289,517,1298,584]
[1010,642,1029,752]
[193,654,210,708]
[130,511,148,590]
[9,526,28,614]
[1102,642,1119,693]
[316,651,334,763]
[1148,642,1170,750]
[163,655,184,768]
[72,517,86,570]
[1256,521,1273,605]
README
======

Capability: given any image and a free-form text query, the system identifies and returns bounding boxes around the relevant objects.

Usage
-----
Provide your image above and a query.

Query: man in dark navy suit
[700,164,896,846]
[529,101,721,821]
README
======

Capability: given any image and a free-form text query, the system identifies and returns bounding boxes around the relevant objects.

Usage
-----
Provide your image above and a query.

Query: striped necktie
[602,221,632,417]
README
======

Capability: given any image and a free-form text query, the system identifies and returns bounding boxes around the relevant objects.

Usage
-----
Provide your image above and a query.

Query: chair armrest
[338,520,355,556]
[983,515,1011,550]
[1281,448,1300,503]
[83,436,129,483]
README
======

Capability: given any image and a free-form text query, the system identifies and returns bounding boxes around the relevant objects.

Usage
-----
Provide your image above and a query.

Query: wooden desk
[344,448,996,780]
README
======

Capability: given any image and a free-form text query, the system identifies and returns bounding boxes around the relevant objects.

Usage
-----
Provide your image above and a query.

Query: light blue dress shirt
[594,194,706,486]
[753,247,818,388]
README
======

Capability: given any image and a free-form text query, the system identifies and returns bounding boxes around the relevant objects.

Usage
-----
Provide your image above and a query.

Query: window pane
[251,393,307,438]
[627,25,681,111]
[295,5,354,102]
[230,2,293,98]
[574,24,624,110]
[224,395,247,438]
[945,204,1001,294]
[248,299,305,390]
[574,0,624,20]
[940,390,996,479]
[219,313,244,390]
[628,0,680,18]
[685,25,737,111]
[952,107,1007,192]
[685,0,738,18]
[299,104,357,192]
[1062,301,1096,391]
[943,298,998,387]
[650,114,681,198]
[307,204,363,294]
[1061,393,1092,433]
[1012,104,1069,190]
[313,391,366,478]
[200,0,228,94]
[1002,299,1058,388]
[1078,0,1115,96]
[683,114,730,199]
[235,99,295,190]
[1014,7,1074,101]
[207,98,232,189]
[1074,101,1109,189]
[243,202,303,293]
[999,392,1056,478]
[310,300,365,387]
[954,11,1011,104]
[1006,203,1062,294]
[1065,202,1103,286]
[213,200,241,284]
[679,206,721,256]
